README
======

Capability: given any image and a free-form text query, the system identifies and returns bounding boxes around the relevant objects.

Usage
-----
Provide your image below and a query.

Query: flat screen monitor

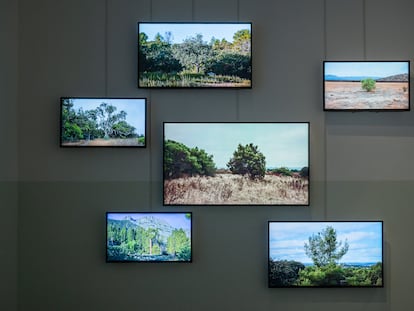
[60,97,146,147]
[323,61,410,111]
[138,22,252,88]
[106,212,192,262]
[268,221,384,287]
[163,122,309,206]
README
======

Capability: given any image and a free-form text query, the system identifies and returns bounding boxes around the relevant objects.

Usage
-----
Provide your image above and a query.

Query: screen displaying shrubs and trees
[61,98,146,147]
[163,122,309,205]
[138,22,252,88]
[268,221,383,287]
[106,212,192,262]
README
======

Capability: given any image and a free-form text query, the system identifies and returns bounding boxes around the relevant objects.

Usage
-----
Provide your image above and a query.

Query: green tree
[172,34,212,73]
[146,228,160,255]
[167,229,191,260]
[111,120,136,138]
[232,29,251,54]
[300,166,309,178]
[164,140,216,179]
[139,32,182,73]
[190,147,216,177]
[206,53,251,79]
[361,78,376,92]
[227,143,266,180]
[95,102,129,139]
[304,226,349,267]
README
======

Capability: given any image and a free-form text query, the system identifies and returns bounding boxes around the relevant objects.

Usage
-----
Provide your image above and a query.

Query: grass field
[62,138,143,147]
[164,173,308,205]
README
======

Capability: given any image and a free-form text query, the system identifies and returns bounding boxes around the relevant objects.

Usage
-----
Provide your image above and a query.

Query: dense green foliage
[107,219,191,261]
[227,143,266,180]
[268,167,293,176]
[268,226,382,287]
[164,140,216,179]
[61,99,144,143]
[299,166,309,178]
[268,260,305,287]
[139,29,251,87]
[361,78,376,92]
[304,226,349,267]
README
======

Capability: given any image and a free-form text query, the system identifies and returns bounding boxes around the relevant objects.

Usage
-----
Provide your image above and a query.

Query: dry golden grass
[164,173,308,205]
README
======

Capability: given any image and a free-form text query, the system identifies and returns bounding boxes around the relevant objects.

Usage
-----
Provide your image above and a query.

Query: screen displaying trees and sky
[324,61,410,110]
[106,212,192,262]
[138,22,252,88]
[61,98,146,147]
[163,122,309,205]
[268,221,383,287]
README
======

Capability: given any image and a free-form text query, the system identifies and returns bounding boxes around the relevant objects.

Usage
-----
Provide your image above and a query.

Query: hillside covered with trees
[107,215,191,262]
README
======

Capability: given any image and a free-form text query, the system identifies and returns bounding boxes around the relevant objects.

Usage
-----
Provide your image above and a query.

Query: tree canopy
[227,143,266,180]
[164,140,216,179]
[304,226,349,267]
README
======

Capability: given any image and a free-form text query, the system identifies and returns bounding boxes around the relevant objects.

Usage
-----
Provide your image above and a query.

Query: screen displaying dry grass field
[163,123,309,206]
[324,61,410,111]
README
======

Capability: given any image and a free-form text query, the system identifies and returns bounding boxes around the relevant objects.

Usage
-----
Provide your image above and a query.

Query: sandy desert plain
[324,81,409,110]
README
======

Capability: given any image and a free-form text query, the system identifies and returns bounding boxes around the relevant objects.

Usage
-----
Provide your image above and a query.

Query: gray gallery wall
[1,0,413,310]
[0,0,18,310]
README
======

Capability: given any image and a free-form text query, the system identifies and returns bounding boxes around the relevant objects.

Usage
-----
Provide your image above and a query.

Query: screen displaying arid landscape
[61,98,146,147]
[138,23,252,88]
[163,123,309,205]
[268,221,383,287]
[324,61,410,110]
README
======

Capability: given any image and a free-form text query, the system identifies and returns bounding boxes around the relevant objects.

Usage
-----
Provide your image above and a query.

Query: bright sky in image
[164,123,309,169]
[139,22,251,44]
[107,213,191,230]
[70,98,146,135]
[325,61,409,78]
[269,222,383,264]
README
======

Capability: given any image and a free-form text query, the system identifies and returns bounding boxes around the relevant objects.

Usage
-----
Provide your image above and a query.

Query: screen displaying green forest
[61,98,146,147]
[106,212,192,262]
[138,22,252,88]
[268,221,383,287]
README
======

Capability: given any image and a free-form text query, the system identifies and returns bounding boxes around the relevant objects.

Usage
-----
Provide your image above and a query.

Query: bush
[361,78,376,92]
[269,259,305,287]
[227,143,266,180]
[164,140,216,179]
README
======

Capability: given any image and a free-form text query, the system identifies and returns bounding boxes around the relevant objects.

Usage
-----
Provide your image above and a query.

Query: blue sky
[164,123,309,169]
[325,61,409,78]
[107,213,192,231]
[269,222,383,264]
[139,23,251,44]
[69,98,146,135]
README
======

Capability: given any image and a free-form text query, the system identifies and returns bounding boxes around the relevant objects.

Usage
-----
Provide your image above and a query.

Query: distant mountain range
[108,215,190,242]
[325,73,408,82]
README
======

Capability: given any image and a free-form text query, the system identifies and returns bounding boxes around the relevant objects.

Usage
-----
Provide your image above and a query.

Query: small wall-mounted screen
[106,212,192,263]
[268,221,384,287]
[324,61,410,111]
[60,97,146,147]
